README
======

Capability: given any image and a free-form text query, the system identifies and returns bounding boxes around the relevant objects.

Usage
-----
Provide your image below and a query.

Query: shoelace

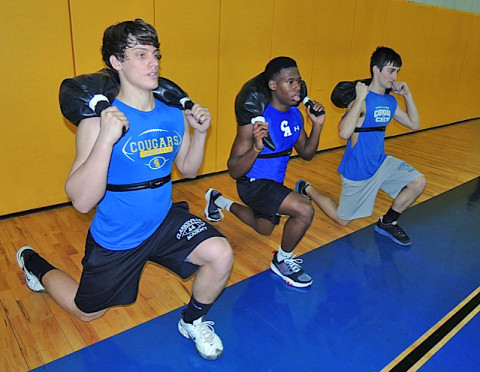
[390,221,407,237]
[197,320,216,343]
[283,255,303,273]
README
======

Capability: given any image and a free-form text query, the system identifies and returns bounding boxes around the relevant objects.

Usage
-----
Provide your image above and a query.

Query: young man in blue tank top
[16,19,233,361]
[297,47,426,246]
[205,57,326,288]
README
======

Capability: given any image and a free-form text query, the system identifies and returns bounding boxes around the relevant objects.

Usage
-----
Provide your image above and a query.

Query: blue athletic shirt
[337,91,397,181]
[246,104,303,183]
[90,98,184,250]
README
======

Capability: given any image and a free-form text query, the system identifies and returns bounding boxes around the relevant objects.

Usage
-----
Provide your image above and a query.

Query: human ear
[110,55,122,71]
[268,80,276,91]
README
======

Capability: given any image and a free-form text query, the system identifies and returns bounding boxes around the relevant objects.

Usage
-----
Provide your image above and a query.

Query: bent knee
[418,175,427,190]
[411,175,427,193]
[189,237,232,269]
[337,218,351,227]
[256,226,275,236]
[254,219,275,236]
[297,202,315,224]
[220,240,234,268]
[214,245,233,275]
[77,309,107,322]
[206,237,234,268]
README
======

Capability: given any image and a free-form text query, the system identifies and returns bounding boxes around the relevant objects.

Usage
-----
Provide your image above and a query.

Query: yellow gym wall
[1,0,479,216]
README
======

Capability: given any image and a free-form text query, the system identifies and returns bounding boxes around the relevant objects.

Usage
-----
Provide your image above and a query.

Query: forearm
[65,141,113,213]
[404,94,420,129]
[299,124,323,160]
[176,130,207,178]
[227,146,259,179]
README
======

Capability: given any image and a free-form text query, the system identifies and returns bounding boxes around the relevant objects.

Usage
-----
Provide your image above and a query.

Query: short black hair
[101,18,160,69]
[264,56,298,82]
[370,47,402,76]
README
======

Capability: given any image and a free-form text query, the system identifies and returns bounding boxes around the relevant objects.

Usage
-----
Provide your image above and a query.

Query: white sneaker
[178,316,224,360]
[16,246,46,293]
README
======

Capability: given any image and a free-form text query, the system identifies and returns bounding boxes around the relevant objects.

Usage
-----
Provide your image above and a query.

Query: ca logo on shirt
[281,120,292,137]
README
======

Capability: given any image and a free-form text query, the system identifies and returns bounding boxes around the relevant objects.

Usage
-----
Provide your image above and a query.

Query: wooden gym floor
[1,119,479,371]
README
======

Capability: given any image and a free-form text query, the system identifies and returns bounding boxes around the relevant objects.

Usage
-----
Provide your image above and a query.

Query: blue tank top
[337,91,397,181]
[246,104,302,183]
[90,99,184,250]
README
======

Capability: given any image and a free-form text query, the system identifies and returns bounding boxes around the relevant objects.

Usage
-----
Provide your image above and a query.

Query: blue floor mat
[34,178,480,371]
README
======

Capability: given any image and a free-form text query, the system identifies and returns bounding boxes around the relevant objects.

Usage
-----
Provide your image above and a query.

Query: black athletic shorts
[74,201,225,313]
[236,176,292,224]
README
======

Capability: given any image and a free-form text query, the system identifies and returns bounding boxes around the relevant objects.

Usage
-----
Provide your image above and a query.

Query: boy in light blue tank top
[298,47,426,246]
[205,57,326,288]
[16,19,232,361]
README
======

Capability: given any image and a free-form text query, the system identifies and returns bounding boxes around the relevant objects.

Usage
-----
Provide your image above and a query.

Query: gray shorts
[337,156,423,220]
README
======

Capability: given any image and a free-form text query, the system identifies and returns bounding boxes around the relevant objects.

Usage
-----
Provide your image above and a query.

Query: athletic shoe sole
[270,262,313,288]
[16,246,46,292]
[204,189,223,222]
[295,180,311,200]
[178,320,223,360]
[374,225,411,246]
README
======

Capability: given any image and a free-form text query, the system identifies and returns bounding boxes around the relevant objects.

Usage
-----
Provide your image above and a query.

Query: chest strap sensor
[354,126,386,132]
[106,174,171,192]
[257,148,293,159]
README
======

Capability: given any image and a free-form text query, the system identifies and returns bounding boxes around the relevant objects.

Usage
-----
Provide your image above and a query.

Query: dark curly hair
[101,18,160,69]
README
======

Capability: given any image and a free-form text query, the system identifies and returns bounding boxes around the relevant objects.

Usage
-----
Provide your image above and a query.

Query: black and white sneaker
[375,218,411,246]
[16,246,46,292]
[271,252,313,287]
[204,189,224,222]
[295,180,311,200]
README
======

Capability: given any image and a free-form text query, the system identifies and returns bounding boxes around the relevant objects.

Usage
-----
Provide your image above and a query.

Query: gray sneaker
[16,246,46,293]
[178,316,224,360]
[271,252,313,287]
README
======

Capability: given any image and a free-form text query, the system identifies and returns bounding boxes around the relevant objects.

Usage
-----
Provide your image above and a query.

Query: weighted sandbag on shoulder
[234,72,275,150]
[59,69,194,126]
[330,78,372,109]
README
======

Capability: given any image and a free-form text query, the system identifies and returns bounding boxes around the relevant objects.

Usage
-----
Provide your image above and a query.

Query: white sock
[214,195,234,211]
[277,246,292,262]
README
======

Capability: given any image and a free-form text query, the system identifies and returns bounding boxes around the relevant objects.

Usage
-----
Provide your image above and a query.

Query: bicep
[339,101,361,124]
[173,114,190,168]
[294,116,307,152]
[229,125,254,159]
[294,129,307,151]
[68,117,101,176]
[347,100,366,119]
